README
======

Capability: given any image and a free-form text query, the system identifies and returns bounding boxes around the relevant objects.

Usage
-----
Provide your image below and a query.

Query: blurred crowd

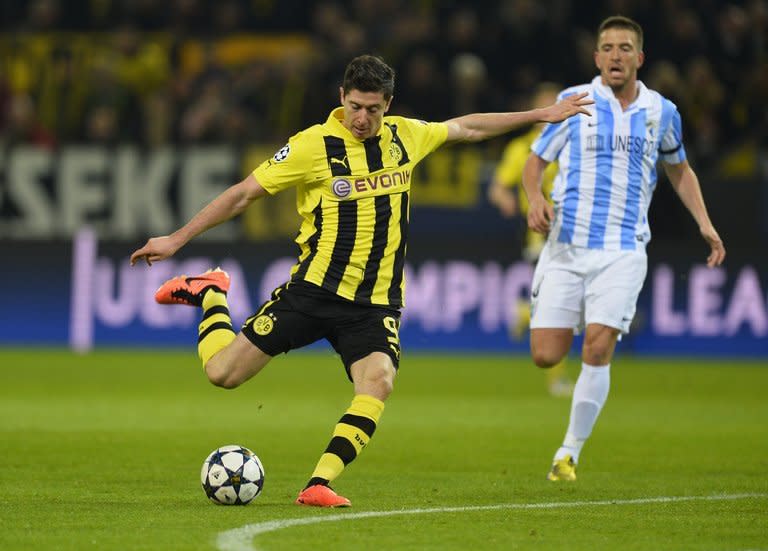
[0,0,766,173]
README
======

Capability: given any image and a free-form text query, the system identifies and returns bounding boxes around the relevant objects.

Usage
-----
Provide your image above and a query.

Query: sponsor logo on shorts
[253,314,276,335]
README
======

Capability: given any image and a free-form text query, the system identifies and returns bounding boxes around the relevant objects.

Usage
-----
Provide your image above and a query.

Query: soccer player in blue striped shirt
[521,16,726,481]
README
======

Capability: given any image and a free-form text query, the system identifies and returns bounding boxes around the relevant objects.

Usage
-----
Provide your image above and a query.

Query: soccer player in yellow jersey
[130,55,592,507]
[488,83,574,398]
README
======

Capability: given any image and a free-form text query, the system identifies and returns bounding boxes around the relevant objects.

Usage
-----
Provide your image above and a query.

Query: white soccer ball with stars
[200,445,265,505]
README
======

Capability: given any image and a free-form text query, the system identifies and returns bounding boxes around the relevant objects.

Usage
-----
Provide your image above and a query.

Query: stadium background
[0,0,766,356]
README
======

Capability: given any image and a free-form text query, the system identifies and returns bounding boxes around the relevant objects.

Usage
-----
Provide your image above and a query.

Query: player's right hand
[527,196,554,234]
[701,225,725,268]
[542,92,593,123]
[130,235,180,266]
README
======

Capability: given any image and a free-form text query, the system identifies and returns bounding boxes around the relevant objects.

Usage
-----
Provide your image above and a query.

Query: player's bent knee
[530,341,567,368]
[203,337,271,389]
[582,327,620,365]
[531,349,565,369]
[204,360,241,389]
[206,370,239,389]
[530,329,572,368]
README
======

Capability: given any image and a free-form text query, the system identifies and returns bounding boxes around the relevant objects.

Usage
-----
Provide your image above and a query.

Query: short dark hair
[342,55,395,100]
[597,15,644,51]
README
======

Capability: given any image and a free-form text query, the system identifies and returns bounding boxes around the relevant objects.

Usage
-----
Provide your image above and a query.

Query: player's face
[594,28,644,91]
[339,88,392,140]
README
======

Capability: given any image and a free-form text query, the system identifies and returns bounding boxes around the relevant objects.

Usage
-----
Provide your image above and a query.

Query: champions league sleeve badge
[273,144,290,162]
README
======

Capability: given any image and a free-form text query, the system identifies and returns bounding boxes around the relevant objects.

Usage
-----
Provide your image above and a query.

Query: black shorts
[241,281,401,379]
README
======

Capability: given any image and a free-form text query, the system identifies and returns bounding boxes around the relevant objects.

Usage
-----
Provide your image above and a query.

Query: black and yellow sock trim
[308,394,384,485]
[197,290,235,366]
[198,305,231,340]
[323,415,375,466]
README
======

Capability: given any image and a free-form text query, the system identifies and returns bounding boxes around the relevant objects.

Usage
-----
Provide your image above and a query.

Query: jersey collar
[327,107,390,141]
[591,75,652,110]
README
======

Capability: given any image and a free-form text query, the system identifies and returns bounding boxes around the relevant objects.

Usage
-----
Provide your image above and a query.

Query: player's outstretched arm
[130,173,268,266]
[444,92,592,143]
[663,160,726,267]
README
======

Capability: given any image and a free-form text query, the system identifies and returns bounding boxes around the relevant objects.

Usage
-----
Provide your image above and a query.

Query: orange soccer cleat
[155,268,230,306]
[295,485,351,508]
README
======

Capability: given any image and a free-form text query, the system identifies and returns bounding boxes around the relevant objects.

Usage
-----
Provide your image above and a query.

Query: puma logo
[330,155,349,168]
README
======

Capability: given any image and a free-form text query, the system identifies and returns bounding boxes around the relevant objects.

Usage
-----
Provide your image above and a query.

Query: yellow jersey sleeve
[251,131,316,195]
[390,117,448,163]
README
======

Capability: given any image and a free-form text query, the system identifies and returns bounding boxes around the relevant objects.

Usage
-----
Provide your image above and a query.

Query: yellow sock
[546,359,574,397]
[307,394,385,485]
[511,299,531,340]
[546,359,568,385]
[518,299,531,327]
[197,290,235,366]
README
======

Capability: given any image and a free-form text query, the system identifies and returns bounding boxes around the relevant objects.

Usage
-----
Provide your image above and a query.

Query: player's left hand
[701,225,725,267]
[527,194,554,234]
[541,92,593,123]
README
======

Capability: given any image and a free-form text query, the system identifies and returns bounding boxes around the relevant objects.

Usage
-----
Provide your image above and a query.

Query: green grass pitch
[1,348,766,550]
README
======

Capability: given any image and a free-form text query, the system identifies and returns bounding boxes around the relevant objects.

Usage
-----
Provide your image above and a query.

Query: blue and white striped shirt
[532,76,687,251]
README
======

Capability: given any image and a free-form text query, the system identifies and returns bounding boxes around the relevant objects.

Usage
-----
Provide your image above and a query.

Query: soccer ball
[200,445,265,505]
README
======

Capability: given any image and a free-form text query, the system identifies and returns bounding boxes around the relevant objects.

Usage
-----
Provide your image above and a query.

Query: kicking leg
[155,268,272,387]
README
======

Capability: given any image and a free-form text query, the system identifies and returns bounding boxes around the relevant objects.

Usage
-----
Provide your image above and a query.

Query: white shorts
[529,241,648,334]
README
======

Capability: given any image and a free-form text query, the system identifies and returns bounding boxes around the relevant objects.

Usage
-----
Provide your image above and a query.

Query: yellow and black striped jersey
[253,107,448,308]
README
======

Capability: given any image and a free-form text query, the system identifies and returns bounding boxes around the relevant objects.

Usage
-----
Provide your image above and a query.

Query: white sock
[554,362,610,464]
